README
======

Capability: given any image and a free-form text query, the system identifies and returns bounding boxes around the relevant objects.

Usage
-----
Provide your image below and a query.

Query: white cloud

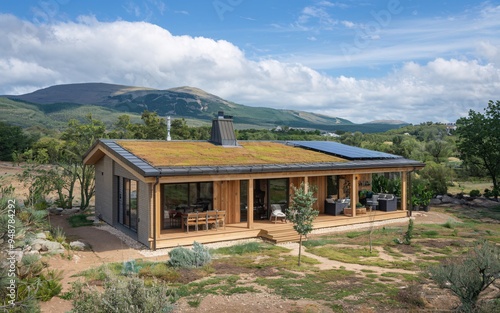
[0,14,499,124]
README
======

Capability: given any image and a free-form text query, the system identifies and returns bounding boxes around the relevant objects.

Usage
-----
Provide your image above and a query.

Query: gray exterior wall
[113,161,151,247]
[95,156,114,225]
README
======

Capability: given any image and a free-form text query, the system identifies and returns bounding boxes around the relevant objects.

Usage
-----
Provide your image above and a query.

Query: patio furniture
[377,194,397,211]
[324,198,349,216]
[269,204,287,223]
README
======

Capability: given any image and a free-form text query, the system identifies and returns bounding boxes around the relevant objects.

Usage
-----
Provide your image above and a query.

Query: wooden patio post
[350,174,357,217]
[154,182,161,248]
[247,178,254,229]
[401,171,408,211]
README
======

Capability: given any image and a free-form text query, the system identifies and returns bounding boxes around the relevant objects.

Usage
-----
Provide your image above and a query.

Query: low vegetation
[61,205,500,312]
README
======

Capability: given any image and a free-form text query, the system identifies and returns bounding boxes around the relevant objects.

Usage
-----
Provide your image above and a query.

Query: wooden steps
[259,222,301,243]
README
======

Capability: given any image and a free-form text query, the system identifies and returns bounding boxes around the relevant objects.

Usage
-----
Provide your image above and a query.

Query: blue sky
[1,0,500,124]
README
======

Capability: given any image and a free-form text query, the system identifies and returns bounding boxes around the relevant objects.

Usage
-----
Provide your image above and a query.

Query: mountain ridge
[3,83,409,132]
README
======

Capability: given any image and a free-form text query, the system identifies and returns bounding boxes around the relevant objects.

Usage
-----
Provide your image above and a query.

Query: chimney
[210,111,238,146]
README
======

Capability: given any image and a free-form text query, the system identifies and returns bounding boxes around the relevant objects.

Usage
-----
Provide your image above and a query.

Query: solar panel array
[288,141,401,160]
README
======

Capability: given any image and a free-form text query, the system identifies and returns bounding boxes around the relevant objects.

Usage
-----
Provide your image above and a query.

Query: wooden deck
[154,210,408,249]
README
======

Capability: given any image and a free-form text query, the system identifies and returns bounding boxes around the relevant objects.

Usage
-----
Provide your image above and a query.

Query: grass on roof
[117,141,346,167]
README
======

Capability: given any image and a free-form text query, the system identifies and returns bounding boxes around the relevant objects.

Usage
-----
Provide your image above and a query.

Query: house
[83,113,425,249]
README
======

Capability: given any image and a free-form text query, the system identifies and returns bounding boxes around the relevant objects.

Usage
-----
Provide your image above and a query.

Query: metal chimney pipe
[167,116,171,141]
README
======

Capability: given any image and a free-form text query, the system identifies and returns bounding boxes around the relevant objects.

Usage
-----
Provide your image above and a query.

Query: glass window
[117,177,138,232]
[327,175,339,198]
[162,182,213,229]
[269,178,288,207]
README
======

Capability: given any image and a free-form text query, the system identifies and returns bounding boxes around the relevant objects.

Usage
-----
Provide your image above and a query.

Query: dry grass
[117,141,346,167]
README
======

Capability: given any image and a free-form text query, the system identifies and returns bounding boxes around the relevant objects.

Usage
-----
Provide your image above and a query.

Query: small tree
[286,183,318,266]
[428,240,500,312]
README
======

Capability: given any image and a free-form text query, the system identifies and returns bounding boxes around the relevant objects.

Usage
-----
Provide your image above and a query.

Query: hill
[2,83,408,132]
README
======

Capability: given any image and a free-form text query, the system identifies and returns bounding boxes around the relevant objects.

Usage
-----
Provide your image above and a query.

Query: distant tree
[0,122,37,161]
[425,140,452,163]
[286,183,318,266]
[456,101,500,198]
[340,131,363,147]
[171,118,191,140]
[60,114,107,210]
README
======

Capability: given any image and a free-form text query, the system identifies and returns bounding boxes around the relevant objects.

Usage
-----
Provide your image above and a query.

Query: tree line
[1,101,499,210]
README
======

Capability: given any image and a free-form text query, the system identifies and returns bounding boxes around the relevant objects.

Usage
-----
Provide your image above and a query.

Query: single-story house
[83,113,425,249]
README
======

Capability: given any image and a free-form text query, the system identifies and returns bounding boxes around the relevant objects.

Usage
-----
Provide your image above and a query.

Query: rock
[470,198,499,208]
[9,250,24,262]
[61,208,80,215]
[25,250,40,256]
[70,241,87,251]
[32,243,43,252]
[44,240,65,252]
[36,232,47,239]
[430,198,442,205]
[31,239,64,253]
[440,195,463,205]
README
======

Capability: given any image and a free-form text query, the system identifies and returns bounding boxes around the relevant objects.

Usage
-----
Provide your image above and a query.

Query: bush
[50,226,66,244]
[397,283,425,308]
[68,214,94,227]
[168,242,211,268]
[428,240,500,312]
[71,275,174,313]
[121,259,141,276]
[469,189,481,197]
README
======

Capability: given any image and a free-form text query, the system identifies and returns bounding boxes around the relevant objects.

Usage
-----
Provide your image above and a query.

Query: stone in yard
[430,198,441,205]
[31,239,65,253]
[471,198,499,208]
[70,241,87,251]
[36,232,47,239]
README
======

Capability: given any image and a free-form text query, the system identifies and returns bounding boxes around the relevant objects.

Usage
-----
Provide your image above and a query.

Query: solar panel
[287,141,401,160]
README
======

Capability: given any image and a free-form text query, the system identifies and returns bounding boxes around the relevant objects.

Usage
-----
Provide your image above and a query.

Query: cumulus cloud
[0,14,499,124]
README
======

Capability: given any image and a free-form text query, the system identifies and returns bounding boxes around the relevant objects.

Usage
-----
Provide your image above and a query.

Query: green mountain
[2,83,408,132]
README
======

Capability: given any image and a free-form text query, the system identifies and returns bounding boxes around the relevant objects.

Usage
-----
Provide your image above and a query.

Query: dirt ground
[35,210,460,313]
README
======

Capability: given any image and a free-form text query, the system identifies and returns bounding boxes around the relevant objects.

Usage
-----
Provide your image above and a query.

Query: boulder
[9,250,24,263]
[35,232,47,239]
[440,195,463,205]
[470,198,499,208]
[430,198,442,205]
[31,239,65,254]
[70,241,87,251]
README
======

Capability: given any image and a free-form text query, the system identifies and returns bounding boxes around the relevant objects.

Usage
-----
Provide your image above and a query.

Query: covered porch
[153,209,407,249]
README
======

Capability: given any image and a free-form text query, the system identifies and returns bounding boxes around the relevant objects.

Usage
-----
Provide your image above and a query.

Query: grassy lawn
[67,205,500,311]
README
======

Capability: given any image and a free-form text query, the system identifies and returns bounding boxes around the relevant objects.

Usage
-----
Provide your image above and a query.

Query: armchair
[269,204,287,223]
[324,198,350,216]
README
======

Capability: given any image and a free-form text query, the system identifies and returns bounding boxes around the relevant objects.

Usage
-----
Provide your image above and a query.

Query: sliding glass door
[117,177,138,232]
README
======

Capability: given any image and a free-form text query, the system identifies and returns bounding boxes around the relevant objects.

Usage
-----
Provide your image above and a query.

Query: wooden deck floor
[154,210,408,249]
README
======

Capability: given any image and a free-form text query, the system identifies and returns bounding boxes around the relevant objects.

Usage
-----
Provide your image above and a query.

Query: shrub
[396,283,425,308]
[469,189,481,197]
[68,214,94,227]
[168,242,211,268]
[50,226,66,244]
[121,259,141,276]
[428,240,500,312]
[403,219,414,245]
[71,275,174,313]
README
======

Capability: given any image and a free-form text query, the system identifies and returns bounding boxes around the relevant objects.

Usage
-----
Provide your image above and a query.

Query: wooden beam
[401,171,407,211]
[350,174,357,217]
[154,181,161,247]
[247,179,254,229]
